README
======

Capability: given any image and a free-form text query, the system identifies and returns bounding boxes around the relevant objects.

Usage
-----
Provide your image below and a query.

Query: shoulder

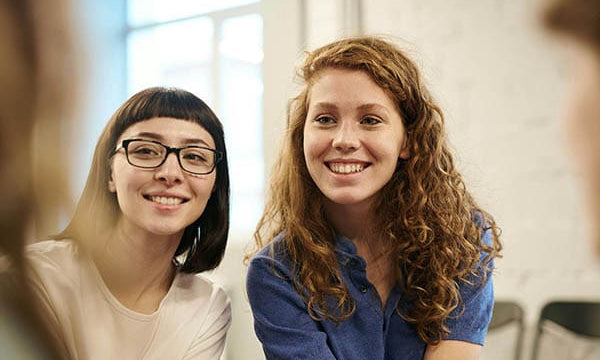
[471,211,494,247]
[174,272,229,301]
[246,233,303,308]
[27,239,79,259]
[447,278,494,345]
[26,239,83,278]
[250,232,289,264]
[247,233,293,280]
[172,272,231,318]
[153,274,231,358]
[24,240,87,336]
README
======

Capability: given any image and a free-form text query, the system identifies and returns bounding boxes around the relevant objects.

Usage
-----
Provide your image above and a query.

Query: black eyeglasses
[115,139,222,175]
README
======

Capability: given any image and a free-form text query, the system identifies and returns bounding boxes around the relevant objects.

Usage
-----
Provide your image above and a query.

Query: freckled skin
[303,68,409,213]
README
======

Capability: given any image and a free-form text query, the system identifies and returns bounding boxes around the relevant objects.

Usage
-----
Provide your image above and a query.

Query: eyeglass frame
[113,138,223,175]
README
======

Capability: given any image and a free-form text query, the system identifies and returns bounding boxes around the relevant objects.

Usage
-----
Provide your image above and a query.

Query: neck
[324,199,394,306]
[324,199,373,242]
[91,220,182,313]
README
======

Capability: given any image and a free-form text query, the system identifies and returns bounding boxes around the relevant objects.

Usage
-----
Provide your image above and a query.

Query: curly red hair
[250,36,502,344]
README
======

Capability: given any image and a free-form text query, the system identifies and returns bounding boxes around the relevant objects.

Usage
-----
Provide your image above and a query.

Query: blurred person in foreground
[0,0,80,358]
[543,0,600,256]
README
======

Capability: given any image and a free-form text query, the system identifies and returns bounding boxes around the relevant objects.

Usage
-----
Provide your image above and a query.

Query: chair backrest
[482,300,524,360]
[540,301,600,337]
[532,301,600,360]
[489,301,525,330]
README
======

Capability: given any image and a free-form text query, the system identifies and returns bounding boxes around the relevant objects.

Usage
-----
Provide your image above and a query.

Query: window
[127,0,264,234]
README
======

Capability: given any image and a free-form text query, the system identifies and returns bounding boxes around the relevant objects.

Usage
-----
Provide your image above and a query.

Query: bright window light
[128,0,259,26]
[127,2,263,234]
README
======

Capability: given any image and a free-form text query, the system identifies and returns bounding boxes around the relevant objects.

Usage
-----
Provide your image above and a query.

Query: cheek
[302,130,320,162]
[209,177,217,195]
[110,165,127,194]
[111,161,138,187]
[194,176,217,199]
[377,131,406,160]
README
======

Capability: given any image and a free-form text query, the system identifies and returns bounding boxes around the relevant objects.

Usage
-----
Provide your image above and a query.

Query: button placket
[346,257,370,295]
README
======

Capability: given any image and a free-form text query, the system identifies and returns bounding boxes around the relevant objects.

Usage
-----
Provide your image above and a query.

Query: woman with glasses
[26,87,231,360]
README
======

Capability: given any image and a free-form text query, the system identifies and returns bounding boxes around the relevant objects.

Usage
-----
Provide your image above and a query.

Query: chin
[144,223,187,237]
[325,193,373,207]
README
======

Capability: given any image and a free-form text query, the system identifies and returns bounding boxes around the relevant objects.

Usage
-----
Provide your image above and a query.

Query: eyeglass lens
[126,140,217,174]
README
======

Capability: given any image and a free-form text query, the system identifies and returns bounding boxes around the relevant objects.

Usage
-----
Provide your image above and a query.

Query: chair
[481,300,524,360]
[532,301,600,360]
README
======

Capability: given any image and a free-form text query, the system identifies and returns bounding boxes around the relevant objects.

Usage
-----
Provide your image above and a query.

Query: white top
[26,240,231,360]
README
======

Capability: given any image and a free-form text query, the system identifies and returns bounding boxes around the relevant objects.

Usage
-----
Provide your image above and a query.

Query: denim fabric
[246,231,494,360]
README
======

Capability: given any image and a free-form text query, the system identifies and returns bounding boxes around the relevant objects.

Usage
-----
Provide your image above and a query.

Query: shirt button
[360,285,368,293]
[348,259,358,268]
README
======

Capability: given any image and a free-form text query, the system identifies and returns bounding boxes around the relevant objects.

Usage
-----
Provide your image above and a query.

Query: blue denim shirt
[246,231,494,360]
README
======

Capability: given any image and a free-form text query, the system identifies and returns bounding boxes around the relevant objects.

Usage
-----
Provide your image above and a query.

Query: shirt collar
[334,233,359,266]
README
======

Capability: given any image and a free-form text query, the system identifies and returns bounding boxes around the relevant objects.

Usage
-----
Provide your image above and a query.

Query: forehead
[118,117,215,147]
[308,68,395,108]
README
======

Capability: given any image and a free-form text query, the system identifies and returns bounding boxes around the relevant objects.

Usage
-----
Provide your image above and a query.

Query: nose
[154,153,184,185]
[332,121,360,152]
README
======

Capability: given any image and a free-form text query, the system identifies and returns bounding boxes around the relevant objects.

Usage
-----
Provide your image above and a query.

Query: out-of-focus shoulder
[26,239,78,258]
[26,239,81,272]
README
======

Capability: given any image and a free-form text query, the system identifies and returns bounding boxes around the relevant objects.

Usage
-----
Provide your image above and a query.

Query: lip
[143,192,190,206]
[325,159,370,175]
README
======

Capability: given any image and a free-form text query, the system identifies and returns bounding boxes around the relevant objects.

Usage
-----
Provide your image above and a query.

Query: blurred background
[44,0,600,358]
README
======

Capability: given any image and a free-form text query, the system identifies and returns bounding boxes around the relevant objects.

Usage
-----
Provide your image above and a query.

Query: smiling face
[108,117,217,240]
[303,68,409,215]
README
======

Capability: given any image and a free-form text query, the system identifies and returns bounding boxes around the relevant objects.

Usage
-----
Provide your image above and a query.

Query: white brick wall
[361,0,600,290]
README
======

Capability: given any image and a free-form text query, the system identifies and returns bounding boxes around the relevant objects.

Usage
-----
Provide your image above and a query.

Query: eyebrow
[356,103,390,115]
[311,102,391,115]
[132,132,211,147]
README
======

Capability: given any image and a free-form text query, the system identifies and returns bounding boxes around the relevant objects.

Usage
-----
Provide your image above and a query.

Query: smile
[145,195,187,205]
[327,162,366,174]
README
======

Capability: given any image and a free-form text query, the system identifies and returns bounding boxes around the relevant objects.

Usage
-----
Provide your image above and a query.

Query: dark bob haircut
[55,87,230,273]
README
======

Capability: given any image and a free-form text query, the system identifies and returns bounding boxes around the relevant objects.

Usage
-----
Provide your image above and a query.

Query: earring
[189,225,201,254]
[195,225,202,245]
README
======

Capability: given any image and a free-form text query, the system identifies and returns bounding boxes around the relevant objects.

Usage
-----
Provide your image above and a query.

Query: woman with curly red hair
[246,36,502,359]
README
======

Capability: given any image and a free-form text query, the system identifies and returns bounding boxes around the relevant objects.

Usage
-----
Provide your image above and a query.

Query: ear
[108,170,116,193]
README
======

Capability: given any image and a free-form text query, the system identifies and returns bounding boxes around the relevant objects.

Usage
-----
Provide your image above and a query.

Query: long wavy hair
[251,36,502,344]
[55,87,230,273]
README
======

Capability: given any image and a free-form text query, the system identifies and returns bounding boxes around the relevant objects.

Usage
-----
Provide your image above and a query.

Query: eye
[314,115,335,124]
[129,142,162,158]
[182,148,210,164]
[360,116,382,125]
[134,147,158,155]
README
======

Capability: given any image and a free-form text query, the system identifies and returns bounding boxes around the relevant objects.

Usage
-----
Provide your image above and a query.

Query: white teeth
[150,196,183,205]
[329,163,364,174]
